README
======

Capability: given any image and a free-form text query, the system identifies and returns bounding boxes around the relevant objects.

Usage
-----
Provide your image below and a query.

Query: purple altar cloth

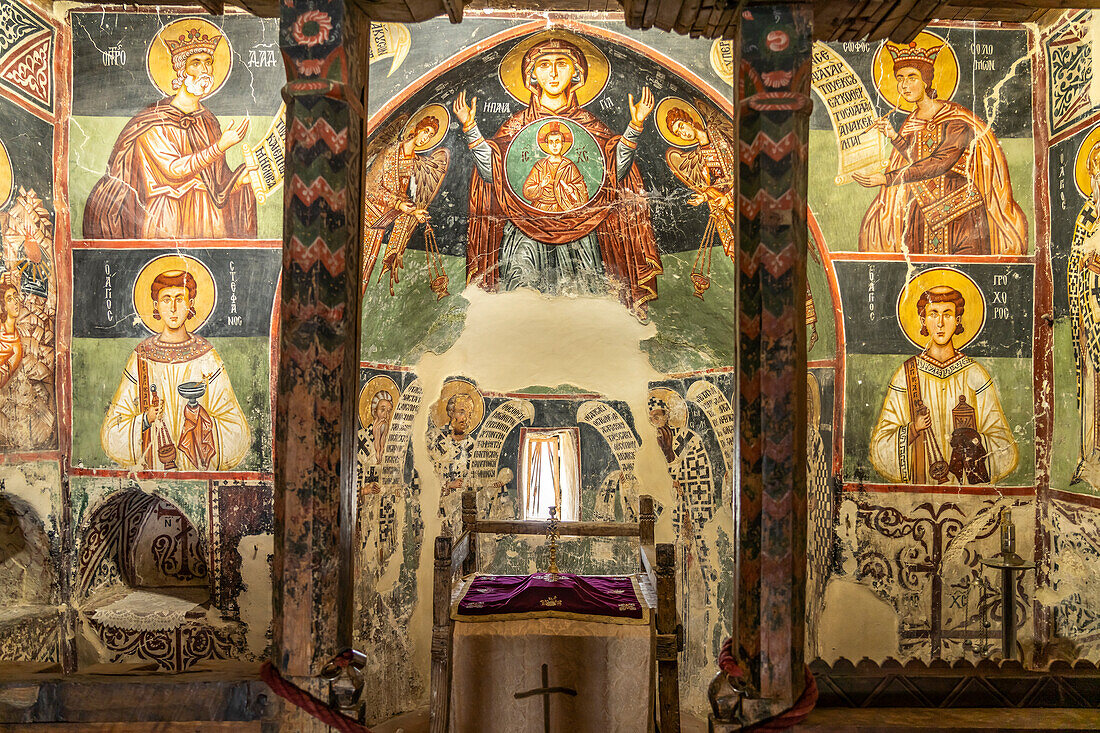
[454,573,646,623]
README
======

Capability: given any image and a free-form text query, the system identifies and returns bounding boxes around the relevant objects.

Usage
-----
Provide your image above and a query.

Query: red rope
[260,661,374,733]
[717,638,818,731]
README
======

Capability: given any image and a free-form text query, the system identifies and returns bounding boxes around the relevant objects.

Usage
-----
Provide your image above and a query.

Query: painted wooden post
[736,3,811,723]
[273,0,368,711]
[461,489,478,575]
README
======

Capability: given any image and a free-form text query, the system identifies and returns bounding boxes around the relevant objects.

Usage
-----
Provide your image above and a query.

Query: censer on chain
[690,213,718,300]
[916,398,950,483]
[423,222,449,300]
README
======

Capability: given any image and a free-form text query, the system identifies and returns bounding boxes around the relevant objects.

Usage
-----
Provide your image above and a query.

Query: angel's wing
[363,116,409,196]
[412,148,450,208]
[665,147,708,194]
[364,115,409,169]
[694,96,736,141]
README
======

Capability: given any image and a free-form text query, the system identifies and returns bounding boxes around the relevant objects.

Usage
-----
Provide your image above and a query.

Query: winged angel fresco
[660,97,739,256]
[362,105,451,296]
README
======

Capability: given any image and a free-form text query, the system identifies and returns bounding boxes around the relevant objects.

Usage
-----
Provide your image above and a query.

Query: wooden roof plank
[857,0,913,42]
[889,0,944,42]
[673,0,705,35]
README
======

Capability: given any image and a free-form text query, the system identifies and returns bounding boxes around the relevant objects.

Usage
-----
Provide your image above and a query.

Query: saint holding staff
[101,255,250,472]
[869,269,1017,485]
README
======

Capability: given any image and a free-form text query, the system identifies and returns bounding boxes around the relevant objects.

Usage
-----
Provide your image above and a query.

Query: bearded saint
[1070,141,1100,485]
[83,28,256,239]
[453,36,662,315]
[854,43,1027,255]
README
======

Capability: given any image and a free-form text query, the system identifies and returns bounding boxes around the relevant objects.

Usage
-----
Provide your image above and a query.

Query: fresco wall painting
[354,16,741,718]
[4,0,1100,724]
[63,9,285,671]
[799,15,1100,668]
[0,4,287,674]
[0,0,67,672]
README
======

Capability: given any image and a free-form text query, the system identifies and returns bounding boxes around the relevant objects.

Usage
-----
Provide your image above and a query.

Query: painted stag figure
[854,42,1027,255]
[870,286,1017,485]
[453,32,662,315]
[101,271,250,471]
[1070,141,1100,485]
[84,26,257,239]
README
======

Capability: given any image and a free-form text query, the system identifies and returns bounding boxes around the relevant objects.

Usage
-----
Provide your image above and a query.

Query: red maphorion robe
[466,96,662,311]
[84,98,257,239]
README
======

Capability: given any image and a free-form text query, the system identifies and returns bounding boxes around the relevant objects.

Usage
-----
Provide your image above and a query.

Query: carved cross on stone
[514,663,577,733]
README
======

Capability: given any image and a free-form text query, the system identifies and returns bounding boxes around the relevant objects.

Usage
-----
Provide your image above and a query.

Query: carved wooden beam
[274,0,368,697]
[736,3,811,725]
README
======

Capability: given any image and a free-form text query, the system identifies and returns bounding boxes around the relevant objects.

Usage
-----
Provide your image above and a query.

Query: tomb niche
[76,489,243,672]
[0,493,62,670]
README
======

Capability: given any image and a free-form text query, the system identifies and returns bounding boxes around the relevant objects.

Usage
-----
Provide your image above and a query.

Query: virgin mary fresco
[452,30,663,316]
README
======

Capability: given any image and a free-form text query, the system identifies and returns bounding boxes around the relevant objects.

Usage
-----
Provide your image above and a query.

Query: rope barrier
[717,637,818,731]
[260,660,374,733]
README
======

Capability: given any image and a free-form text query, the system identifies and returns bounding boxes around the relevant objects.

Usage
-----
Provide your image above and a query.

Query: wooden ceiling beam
[836,1,876,41]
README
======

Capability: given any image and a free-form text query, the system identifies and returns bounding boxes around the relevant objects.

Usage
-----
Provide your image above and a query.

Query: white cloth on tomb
[90,588,205,632]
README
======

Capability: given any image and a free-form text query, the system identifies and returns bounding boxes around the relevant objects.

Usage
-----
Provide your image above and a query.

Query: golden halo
[499,29,610,108]
[807,373,821,427]
[655,97,705,148]
[429,379,485,432]
[147,18,233,98]
[0,138,11,209]
[359,375,400,429]
[647,387,687,429]
[709,40,736,86]
[871,31,959,113]
[536,120,574,154]
[896,267,985,351]
[1074,125,1100,198]
[133,254,217,334]
[405,103,450,153]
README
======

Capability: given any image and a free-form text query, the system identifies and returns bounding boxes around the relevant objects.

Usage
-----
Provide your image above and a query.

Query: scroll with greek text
[469,399,534,484]
[242,102,287,205]
[381,378,422,492]
[369,23,411,77]
[686,380,736,474]
[577,401,639,481]
[811,43,885,185]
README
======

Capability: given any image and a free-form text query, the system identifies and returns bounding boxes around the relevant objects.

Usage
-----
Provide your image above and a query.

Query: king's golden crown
[886,41,941,66]
[162,27,222,59]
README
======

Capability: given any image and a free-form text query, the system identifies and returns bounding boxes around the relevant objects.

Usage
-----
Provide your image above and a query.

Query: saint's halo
[429,379,485,432]
[896,266,985,351]
[647,387,688,428]
[871,31,959,113]
[359,375,401,429]
[133,253,217,334]
[147,17,233,98]
[1074,125,1100,198]
[499,29,610,108]
[405,104,450,153]
[655,97,705,148]
[0,138,11,210]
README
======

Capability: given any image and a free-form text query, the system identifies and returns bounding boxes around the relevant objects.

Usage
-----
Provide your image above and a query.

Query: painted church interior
[0,0,1098,729]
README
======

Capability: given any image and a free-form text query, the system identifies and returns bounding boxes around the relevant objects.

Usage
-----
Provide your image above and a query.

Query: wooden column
[736,3,811,722]
[273,0,367,698]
